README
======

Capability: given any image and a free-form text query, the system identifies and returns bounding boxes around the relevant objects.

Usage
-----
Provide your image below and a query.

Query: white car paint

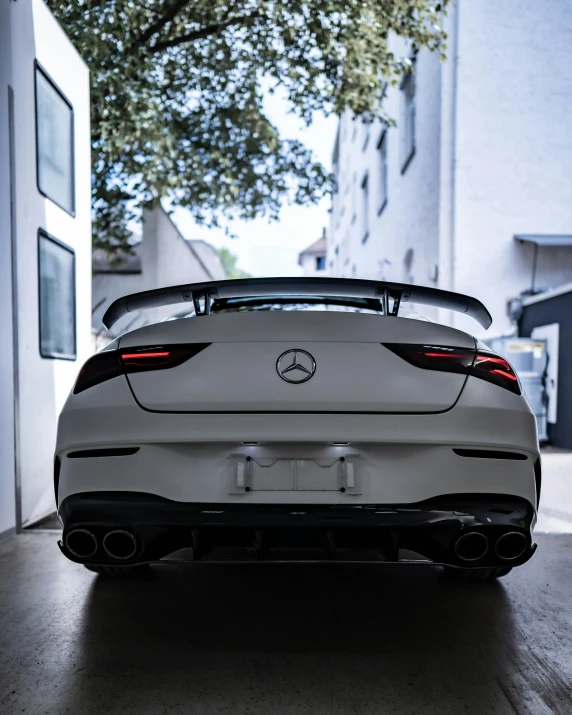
[56,310,539,511]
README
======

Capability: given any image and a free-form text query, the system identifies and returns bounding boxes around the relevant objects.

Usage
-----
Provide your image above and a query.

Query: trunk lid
[120,312,475,413]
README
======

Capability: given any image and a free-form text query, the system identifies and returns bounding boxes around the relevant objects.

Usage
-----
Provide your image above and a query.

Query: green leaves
[47,0,447,260]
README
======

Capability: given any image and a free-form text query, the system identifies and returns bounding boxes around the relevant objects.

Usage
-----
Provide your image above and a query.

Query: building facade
[328,0,572,338]
[92,204,226,341]
[0,0,92,536]
[298,230,327,277]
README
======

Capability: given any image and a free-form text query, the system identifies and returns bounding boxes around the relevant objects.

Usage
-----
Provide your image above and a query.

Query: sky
[171,94,338,278]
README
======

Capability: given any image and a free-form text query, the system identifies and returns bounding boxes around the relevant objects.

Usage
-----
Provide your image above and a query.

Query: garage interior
[1,449,571,715]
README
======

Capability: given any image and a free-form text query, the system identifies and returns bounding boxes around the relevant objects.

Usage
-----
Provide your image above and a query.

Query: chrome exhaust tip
[454,532,489,562]
[103,530,137,560]
[66,529,98,559]
[495,531,528,561]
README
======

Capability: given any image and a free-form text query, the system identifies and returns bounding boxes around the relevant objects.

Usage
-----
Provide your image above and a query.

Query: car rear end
[56,310,539,570]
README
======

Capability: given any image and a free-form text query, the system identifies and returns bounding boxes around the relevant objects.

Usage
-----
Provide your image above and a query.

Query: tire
[444,566,512,582]
[84,563,150,577]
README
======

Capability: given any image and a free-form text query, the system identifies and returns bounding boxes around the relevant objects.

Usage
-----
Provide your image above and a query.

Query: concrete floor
[0,532,572,714]
[2,449,572,715]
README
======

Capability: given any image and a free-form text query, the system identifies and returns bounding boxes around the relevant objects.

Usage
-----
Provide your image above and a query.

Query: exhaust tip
[454,532,488,562]
[66,529,98,559]
[103,530,137,560]
[495,531,527,561]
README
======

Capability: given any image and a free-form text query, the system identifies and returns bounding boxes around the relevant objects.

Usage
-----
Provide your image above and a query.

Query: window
[377,130,388,214]
[360,173,369,244]
[35,64,75,215]
[351,173,357,223]
[316,255,326,271]
[38,231,76,360]
[400,70,415,173]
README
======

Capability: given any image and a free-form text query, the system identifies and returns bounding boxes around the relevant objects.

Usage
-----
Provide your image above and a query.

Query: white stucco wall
[0,0,16,538]
[329,39,442,302]
[299,253,327,277]
[10,0,92,525]
[451,0,572,337]
[330,0,572,338]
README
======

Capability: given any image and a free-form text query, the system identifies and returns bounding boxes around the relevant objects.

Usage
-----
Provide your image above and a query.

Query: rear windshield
[168,295,384,319]
[166,295,431,322]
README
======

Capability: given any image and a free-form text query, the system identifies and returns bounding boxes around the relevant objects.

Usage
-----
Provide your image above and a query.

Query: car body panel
[56,304,539,568]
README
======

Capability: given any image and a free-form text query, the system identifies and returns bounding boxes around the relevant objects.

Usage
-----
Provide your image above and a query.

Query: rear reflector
[73,343,211,394]
[67,448,140,458]
[453,449,528,461]
[382,344,521,395]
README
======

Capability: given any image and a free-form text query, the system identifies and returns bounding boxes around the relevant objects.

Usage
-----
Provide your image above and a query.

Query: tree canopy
[217,247,251,279]
[47,1,447,258]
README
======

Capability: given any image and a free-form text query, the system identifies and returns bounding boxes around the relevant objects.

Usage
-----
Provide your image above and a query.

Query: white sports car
[55,278,540,580]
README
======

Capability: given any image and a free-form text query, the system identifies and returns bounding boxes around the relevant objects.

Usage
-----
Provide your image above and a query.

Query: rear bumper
[58,492,536,568]
[56,441,539,508]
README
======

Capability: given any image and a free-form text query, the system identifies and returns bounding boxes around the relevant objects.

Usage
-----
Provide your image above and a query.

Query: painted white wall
[92,205,227,339]
[329,37,442,303]
[0,0,16,538]
[299,253,327,277]
[451,0,572,337]
[330,0,572,337]
[10,0,92,525]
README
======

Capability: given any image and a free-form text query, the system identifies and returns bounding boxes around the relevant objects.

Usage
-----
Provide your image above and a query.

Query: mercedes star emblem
[276,349,317,384]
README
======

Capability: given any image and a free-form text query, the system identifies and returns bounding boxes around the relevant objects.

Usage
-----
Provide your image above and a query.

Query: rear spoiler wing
[102,277,492,330]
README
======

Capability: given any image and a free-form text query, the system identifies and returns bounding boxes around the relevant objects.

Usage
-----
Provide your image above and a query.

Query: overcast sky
[171,95,338,277]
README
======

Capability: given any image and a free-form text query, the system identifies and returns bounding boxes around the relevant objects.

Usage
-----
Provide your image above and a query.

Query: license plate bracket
[228,454,362,494]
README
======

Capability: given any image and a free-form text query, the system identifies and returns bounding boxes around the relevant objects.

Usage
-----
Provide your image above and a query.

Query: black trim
[34,61,76,217]
[534,457,542,506]
[453,449,528,461]
[67,448,140,459]
[53,456,61,505]
[38,230,77,361]
[58,492,536,567]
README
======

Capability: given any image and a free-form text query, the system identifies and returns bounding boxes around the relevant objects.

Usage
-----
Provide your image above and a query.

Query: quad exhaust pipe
[454,530,528,563]
[65,529,98,559]
[103,530,138,560]
[454,532,489,562]
[495,531,527,561]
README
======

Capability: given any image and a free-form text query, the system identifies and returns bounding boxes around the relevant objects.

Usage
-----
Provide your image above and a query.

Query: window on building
[361,173,369,244]
[38,231,76,360]
[351,173,357,223]
[400,69,415,173]
[35,64,75,215]
[316,256,326,271]
[377,130,388,214]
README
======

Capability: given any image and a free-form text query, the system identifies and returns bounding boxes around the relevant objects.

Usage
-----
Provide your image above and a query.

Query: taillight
[471,351,521,395]
[382,344,521,395]
[73,344,211,394]
[383,344,475,374]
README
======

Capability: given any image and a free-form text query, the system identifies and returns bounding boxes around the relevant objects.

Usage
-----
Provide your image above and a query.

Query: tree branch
[138,0,193,45]
[149,10,260,53]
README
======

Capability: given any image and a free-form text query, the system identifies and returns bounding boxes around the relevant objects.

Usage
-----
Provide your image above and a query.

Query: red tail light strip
[121,352,170,360]
[382,344,521,395]
[73,344,211,394]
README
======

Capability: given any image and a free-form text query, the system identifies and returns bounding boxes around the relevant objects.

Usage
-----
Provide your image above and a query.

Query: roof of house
[92,243,142,274]
[297,237,326,266]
